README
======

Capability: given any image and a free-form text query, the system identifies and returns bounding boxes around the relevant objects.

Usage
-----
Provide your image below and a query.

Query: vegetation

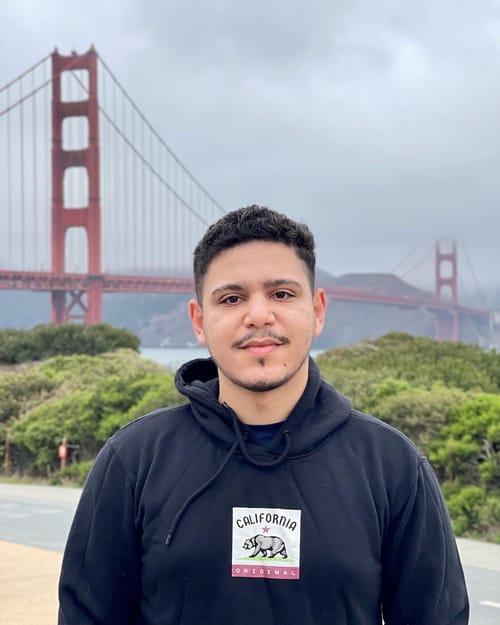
[0,323,140,364]
[1,327,499,542]
[317,333,500,542]
[1,349,183,480]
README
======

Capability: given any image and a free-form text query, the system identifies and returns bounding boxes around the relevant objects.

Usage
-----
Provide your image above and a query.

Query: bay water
[140,346,326,371]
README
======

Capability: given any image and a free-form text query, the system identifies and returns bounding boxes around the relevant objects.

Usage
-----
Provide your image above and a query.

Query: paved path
[0,483,499,624]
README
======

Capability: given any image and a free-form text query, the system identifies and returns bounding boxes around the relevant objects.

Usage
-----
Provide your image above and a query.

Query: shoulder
[114,402,191,438]
[85,402,204,501]
[348,409,422,456]
[337,408,425,487]
[88,403,201,486]
[348,409,421,456]
[340,410,436,522]
[106,403,195,460]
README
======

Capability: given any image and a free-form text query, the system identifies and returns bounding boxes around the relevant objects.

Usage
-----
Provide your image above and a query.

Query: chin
[237,379,288,393]
[229,370,297,393]
[214,350,310,391]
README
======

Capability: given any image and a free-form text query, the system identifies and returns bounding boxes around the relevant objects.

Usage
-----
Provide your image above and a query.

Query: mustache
[232,330,290,349]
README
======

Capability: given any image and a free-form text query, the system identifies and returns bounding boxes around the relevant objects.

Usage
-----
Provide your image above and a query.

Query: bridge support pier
[434,310,459,342]
[50,47,102,324]
[51,291,66,324]
[434,241,459,341]
[51,283,102,324]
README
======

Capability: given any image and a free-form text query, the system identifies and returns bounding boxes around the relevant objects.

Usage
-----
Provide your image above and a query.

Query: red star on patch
[262,526,270,533]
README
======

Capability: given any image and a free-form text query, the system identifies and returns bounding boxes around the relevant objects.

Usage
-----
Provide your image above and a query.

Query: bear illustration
[242,534,288,558]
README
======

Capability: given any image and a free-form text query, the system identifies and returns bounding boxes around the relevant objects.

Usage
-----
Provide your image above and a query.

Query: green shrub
[369,385,465,455]
[0,323,140,364]
[430,438,480,483]
[316,333,500,394]
[446,487,500,541]
[50,460,94,486]
[8,349,170,474]
[430,394,500,487]
[0,369,56,423]
[477,494,500,543]
[3,330,500,542]
[446,486,485,535]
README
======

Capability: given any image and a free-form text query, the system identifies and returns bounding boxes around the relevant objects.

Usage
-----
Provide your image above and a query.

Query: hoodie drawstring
[229,407,291,468]
[165,404,292,547]
[165,438,239,546]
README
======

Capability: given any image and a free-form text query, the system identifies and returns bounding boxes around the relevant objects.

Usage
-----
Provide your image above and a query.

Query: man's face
[189,241,326,394]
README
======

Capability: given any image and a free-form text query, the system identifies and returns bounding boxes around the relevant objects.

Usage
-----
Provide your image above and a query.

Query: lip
[242,343,280,356]
[238,339,282,356]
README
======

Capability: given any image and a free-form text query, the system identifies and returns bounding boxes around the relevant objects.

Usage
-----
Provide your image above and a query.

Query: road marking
[480,601,500,609]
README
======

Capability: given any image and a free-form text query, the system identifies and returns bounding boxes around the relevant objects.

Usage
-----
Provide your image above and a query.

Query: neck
[218,365,309,425]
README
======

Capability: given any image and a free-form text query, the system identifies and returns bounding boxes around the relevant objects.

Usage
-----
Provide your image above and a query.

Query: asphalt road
[0,483,499,624]
[0,483,80,552]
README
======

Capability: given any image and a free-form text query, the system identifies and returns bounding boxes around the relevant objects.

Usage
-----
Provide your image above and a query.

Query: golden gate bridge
[0,47,492,342]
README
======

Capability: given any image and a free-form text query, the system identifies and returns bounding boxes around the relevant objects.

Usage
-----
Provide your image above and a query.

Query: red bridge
[0,48,492,342]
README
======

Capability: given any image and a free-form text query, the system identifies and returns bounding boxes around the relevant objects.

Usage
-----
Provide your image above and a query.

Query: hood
[175,356,352,460]
[165,356,352,546]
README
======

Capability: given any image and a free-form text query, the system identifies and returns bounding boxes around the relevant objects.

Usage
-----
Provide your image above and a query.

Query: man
[58,205,469,624]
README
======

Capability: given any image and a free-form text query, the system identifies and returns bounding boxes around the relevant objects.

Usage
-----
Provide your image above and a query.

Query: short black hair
[193,205,316,301]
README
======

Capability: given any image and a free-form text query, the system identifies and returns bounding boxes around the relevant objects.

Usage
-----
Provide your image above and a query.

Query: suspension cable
[0,52,51,94]
[97,53,225,215]
[67,66,218,226]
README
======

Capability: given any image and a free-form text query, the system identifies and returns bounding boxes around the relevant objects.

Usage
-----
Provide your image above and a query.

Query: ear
[312,288,327,337]
[188,299,207,345]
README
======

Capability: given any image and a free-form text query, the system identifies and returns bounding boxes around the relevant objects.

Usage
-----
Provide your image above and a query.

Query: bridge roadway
[0,483,498,624]
[0,269,490,317]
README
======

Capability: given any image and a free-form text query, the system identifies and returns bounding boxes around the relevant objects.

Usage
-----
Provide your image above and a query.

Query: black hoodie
[58,358,469,625]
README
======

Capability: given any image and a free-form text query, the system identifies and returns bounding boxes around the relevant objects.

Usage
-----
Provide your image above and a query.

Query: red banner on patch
[232,565,300,579]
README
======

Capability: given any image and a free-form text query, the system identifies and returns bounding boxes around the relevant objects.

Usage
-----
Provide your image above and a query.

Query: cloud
[0,0,499,295]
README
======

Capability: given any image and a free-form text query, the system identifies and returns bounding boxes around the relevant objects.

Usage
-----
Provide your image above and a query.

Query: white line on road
[480,601,500,609]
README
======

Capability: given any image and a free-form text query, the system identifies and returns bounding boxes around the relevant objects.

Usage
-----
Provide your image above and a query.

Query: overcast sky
[1,1,499,302]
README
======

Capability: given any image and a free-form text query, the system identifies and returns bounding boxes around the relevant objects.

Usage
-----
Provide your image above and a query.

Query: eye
[220,294,242,305]
[272,290,294,300]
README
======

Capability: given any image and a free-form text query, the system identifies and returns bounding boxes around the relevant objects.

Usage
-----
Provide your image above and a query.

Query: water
[140,346,210,370]
[140,347,326,370]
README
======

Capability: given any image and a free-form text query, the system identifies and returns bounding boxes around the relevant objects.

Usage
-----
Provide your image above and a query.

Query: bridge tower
[51,47,102,323]
[434,241,459,341]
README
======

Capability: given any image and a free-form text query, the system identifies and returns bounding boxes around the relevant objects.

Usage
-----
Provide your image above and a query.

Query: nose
[243,294,275,328]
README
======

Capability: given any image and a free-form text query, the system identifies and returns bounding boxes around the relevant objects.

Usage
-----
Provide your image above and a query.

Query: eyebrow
[211,279,303,296]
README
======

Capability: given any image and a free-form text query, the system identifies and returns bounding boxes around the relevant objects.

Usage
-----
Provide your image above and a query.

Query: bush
[8,349,181,475]
[0,369,56,423]
[477,495,500,543]
[50,460,93,486]
[3,331,500,542]
[446,487,500,541]
[368,384,465,454]
[11,389,100,474]
[446,486,486,535]
[316,333,500,394]
[96,373,184,441]
[0,323,140,364]
[430,394,500,488]
[315,334,500,541]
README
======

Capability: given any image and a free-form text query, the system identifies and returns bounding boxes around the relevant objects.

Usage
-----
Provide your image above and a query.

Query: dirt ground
[0,540,62,625]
